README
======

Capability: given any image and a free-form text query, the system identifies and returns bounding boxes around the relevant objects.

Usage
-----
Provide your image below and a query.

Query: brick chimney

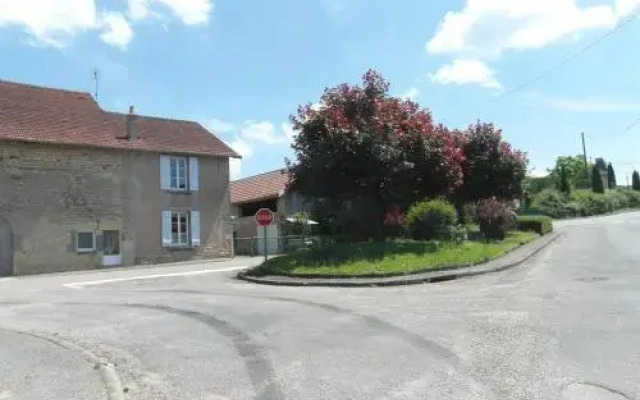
[126,105,138,140]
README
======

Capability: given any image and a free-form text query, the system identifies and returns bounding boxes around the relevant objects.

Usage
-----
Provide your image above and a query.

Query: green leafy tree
[524,175,554,194]
[607,163,617,189]
[633,171,640,191]
[559,166,571,195]
[550,155,592,189]
[591,165,605,194]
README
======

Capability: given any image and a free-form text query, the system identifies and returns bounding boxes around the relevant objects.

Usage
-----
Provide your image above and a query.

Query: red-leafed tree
[455,122,528,205]
[288,70,465,238]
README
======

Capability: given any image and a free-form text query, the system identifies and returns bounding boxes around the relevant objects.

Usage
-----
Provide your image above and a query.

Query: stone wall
[0,140,232,275]
[0,141,124,275]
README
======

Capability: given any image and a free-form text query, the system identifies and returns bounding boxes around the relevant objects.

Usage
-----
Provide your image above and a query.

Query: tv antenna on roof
[93,68,100,103]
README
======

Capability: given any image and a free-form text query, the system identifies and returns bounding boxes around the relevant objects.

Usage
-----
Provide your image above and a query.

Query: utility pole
[581,132,589,177]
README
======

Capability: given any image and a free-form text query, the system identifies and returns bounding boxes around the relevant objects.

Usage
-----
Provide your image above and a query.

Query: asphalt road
[1,213,639,400]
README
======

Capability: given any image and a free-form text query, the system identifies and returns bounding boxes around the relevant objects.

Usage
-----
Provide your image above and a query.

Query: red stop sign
[255,208,275,227]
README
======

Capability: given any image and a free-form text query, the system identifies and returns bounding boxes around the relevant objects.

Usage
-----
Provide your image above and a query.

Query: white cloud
[281,122,296,141]
[240,121,289,145]
[529,92,640,112]
[528,169,549,178]
[0,0,212,49]
[400,88,420,101]
[228,137,253,180]
[615,0,640,18]
[125,0,213,25]
[209,118,293,179]
[430,59,501,89]
[126,0,152,20]
[426,1,640,90]
[230,137,253,159]
[207,118,236,133]
[0,0,97,47]
[100,12,133,49]
[229,160,243,180]
[427,0,620,59]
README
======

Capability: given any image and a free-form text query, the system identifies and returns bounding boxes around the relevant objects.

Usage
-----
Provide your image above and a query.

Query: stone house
[0,80,238,276]
[230,169,307,254]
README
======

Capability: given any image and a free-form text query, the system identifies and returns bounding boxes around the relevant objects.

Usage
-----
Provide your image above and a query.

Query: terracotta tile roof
[230,169,290,205]
[0,79,239,158]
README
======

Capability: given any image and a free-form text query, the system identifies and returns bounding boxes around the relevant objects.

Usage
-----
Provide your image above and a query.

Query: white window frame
[169,156,189,191]
[76,232,96,253]
[171,211,190,247]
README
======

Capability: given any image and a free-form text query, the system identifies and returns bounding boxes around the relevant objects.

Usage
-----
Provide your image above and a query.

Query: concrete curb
[237,232,562,288]
[14,257,233,279]
[6,329,125,400]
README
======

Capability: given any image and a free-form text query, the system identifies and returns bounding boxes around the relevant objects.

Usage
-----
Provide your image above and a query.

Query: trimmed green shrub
[532,189,577,218]
[619,189,640,207]
[459,203,477,225]
[604,190,628,212]
[405,199,458,240]
[570,190,606,216]
[530,188,640,219]
[475,198,514,240]
[517,216,553,235]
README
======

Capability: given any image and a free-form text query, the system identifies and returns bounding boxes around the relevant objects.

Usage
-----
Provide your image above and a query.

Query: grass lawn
[259,231,539,277]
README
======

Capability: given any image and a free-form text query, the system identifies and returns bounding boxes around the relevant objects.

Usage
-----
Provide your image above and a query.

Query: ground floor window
[102,230,121,256]
[162,210,201,248]
[171,211,190,247]
[76,232,96,253]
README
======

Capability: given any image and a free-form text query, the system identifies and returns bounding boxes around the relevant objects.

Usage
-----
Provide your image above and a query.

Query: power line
[441,8,640,125]
[496,6,640,100]
[587,112,640,141]
[624,115,640,132]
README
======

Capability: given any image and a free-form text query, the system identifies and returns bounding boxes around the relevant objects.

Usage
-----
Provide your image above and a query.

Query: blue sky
[2,0,640,182]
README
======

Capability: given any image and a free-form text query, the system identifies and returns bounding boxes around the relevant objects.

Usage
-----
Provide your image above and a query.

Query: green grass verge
[259,231,539,277]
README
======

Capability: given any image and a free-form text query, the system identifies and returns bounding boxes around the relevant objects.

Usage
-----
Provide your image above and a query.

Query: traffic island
[237,232,561,287]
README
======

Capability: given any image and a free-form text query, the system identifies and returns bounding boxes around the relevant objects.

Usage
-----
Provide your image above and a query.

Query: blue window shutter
[190,211,201,247]
[162,211,172,247]
[189,157,199,191]
[160,156,171,190]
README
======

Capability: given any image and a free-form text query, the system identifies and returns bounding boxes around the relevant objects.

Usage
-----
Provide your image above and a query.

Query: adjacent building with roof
[230,169,307,254]
[0,79,239,276]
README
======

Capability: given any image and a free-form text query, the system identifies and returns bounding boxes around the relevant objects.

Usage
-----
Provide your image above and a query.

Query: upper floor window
[170,156,188,190]
[160,155,199,192]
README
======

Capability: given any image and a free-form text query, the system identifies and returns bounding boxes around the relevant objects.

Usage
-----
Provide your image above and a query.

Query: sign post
[255,208,275,262]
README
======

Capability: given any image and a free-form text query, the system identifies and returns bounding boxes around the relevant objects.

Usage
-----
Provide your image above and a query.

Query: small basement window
[76,232,96,253]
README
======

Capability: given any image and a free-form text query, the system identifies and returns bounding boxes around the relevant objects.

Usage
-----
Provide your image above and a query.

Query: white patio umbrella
[286,217,319,225]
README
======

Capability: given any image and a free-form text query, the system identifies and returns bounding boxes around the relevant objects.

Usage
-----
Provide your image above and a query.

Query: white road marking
[0,278,16,284]
[62,266,248,289]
